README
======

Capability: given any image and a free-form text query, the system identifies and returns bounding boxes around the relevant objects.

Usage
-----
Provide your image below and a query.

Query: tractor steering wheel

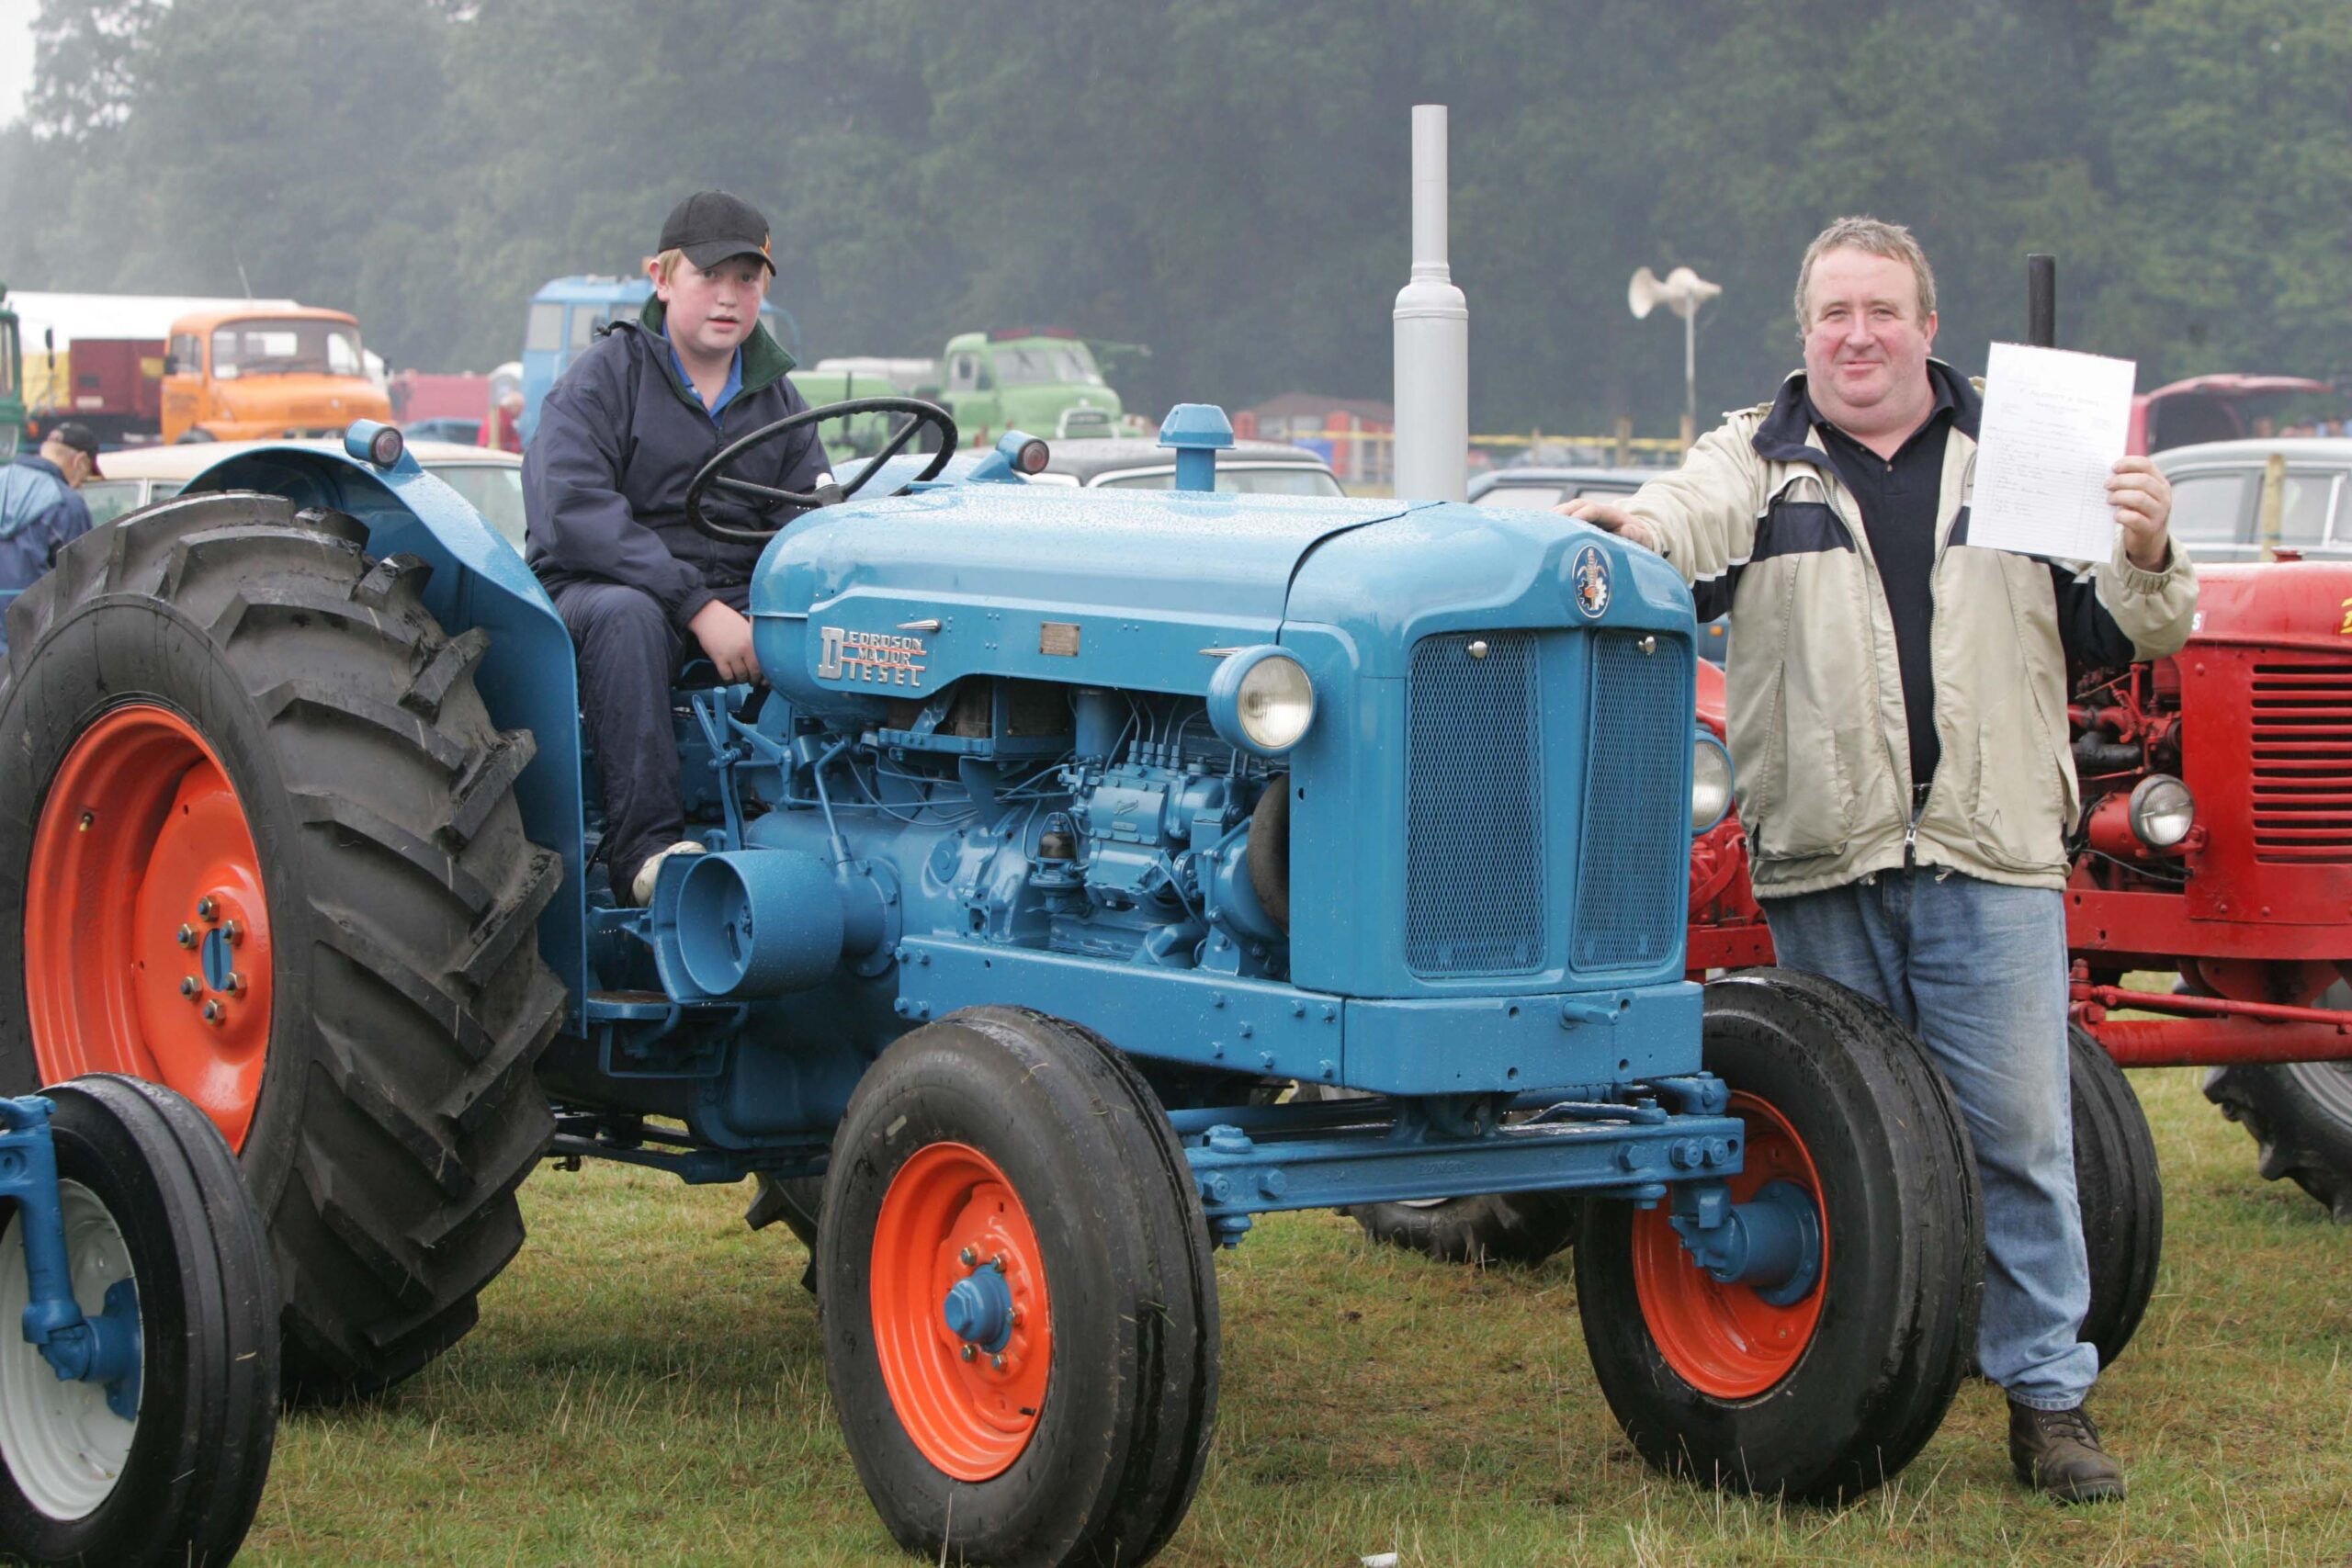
[684,397,960,546]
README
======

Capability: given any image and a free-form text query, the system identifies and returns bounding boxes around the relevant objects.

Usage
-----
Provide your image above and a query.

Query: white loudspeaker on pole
[1629,265,1721,448]
[1393,104,1467,503]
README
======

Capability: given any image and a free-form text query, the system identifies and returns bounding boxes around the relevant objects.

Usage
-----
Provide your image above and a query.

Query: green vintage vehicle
[938,326,1124,445]
[0,287,24,460]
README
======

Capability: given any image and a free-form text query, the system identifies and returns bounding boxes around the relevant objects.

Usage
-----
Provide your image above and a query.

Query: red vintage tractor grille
[2249,658,2352,862]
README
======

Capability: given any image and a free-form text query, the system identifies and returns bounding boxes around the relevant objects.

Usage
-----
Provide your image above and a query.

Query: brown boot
[2008,1399,2126,1503]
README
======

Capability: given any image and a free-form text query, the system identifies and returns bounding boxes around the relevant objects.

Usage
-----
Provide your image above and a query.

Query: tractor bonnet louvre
[2248,658,2352,862]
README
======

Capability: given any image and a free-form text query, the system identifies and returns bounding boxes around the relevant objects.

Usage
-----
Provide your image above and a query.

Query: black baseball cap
[47,421,102,477]
[659,190,775,274]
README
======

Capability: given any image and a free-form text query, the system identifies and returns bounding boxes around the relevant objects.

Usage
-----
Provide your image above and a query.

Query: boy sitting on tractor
[523,189,835,904]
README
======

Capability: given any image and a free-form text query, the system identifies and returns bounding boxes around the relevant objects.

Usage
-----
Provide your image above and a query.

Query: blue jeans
[1760,869,2097,1410]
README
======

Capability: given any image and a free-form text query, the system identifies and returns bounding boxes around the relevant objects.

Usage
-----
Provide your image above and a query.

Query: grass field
[236,1066,2350,1567]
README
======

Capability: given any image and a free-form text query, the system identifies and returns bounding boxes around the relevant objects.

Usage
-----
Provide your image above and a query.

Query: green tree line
[3,0,2346,434]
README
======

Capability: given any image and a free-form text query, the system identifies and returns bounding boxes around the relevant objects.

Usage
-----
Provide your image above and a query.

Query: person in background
[481,389,525,453]
[0,422,104,655]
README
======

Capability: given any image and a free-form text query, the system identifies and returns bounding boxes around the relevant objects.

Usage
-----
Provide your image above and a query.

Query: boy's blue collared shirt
[663,327,743,423]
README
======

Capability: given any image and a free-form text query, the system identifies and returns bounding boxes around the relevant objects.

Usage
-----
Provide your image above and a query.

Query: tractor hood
[753,484,1406,708]
[754,485,1696,713]
[2186,561,2352,653]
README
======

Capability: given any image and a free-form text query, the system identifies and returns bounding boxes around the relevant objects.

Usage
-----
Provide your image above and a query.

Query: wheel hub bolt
[224,972,245,996]
[200,1000,223,1024]
[179,976,199,998]
[198,896,218,921]
[990,1354,1005,1371]
[959,1344,976,1362]
[176,924,198,949]
[223,919,243,944]
[959,1247,977,1267]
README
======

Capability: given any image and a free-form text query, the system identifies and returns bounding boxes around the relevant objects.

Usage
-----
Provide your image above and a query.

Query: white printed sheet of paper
[1967,342,2137,562]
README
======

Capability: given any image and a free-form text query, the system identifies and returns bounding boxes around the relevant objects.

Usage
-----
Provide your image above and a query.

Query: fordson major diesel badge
[1572,544,1611,620]
[817,626,929,687]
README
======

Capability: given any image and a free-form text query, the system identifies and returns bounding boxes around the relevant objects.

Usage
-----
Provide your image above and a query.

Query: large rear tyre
[1576,970,1982,1502]
[820,1006,1218,1566]
[0,1076,278,1567]
[2204,978,2352,1225]
[0,494,566,1399]
[2067,1024,2163,1367]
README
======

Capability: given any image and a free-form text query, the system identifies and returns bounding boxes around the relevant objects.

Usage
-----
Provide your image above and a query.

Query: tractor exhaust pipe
[1394,104,1468,503]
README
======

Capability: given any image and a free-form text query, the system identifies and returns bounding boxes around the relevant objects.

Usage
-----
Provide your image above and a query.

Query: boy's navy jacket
[524,299,830,629]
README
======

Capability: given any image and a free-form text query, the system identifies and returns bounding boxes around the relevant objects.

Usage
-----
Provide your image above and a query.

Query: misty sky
[0,0,28,126]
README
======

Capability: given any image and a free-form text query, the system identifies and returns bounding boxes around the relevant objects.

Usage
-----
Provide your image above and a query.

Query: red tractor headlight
[2128,774,2196,849]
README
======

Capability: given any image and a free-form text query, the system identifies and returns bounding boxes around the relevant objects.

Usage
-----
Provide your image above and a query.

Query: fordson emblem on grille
[1572,544,1611,620]
[817,626,929,687]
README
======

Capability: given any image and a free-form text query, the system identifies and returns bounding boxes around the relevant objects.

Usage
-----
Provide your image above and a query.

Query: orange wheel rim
[870,1142,1052,1481]
[1632,1091,1827,1399]
[25,704,274,1152]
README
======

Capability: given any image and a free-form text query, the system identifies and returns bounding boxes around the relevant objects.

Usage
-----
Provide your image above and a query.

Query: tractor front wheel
[0,1076,278,1567]
[1576,970,1982,1502]
[2204,976,2352,1225]
[0,494,565,1399]
[820,1007,1218,1565]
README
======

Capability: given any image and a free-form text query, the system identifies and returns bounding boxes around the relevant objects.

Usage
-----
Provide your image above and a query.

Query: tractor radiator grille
[2250,656,2352,863]
[1572,633,1690,972]
[1406,631,1546,976]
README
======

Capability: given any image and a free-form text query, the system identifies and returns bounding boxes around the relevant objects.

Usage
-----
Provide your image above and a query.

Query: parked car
[1025,435,1342,495]
[79,438,527,548]
[403,415,486,446]
[1467,464,1654,511]
[2154,437,2352,563]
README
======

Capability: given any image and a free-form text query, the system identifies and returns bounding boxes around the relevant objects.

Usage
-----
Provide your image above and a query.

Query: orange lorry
[160,305,390,443]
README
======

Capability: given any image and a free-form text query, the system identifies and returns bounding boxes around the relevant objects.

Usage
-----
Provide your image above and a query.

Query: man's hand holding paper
[1971,343,2172,569]
[2105,455,2174,570]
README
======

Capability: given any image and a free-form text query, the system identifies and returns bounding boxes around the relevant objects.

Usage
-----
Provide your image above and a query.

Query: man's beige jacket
[1625,365,2198,897]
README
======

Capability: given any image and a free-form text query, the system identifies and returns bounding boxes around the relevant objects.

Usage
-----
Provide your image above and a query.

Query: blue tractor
[0,401,1979,1564]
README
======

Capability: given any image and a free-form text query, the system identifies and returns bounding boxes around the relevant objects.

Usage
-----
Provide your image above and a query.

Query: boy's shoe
[2008,1399,2126,1503]
[630,840,707,907]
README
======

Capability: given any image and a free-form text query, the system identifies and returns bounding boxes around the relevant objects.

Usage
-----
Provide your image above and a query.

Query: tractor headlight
[1207,646,1315,756]
[1692,731,1733,833]
[2128,773,2196,849]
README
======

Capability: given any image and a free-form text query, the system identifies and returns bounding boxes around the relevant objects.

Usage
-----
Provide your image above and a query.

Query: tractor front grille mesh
[1573,633,1690,971]
[1406,632,1545,976]
[2250,656,2352,863]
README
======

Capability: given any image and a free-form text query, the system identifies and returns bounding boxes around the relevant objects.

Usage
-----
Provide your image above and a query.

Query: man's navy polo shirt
[1806,375,1957,790]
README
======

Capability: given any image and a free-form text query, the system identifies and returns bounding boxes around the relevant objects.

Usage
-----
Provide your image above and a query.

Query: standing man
[1564,216,2194,1504]
[0,422,104,655]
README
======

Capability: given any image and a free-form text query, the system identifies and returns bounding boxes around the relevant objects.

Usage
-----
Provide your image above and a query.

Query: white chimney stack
[1393,104,1468,503]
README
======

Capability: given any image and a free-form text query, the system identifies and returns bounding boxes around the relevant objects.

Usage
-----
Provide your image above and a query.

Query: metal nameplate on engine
[1039,621,1081,657]
[817,626,929,687]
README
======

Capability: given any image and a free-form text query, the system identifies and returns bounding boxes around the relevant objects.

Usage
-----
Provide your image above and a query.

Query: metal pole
[1682,310,1698,449]
[2027,254,2056,349]
[1393,105,1468,502]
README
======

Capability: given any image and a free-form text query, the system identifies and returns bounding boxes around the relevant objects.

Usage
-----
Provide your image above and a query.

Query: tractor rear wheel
[1576,970,1981,1502]
[820,1006,1218,1565]
[2067,1024,2163,1367]
[0,494,565,1399]
[2205,978,2352,1225]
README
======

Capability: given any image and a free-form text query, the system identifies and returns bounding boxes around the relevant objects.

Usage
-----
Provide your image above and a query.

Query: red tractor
[2066,561,2352,1223]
